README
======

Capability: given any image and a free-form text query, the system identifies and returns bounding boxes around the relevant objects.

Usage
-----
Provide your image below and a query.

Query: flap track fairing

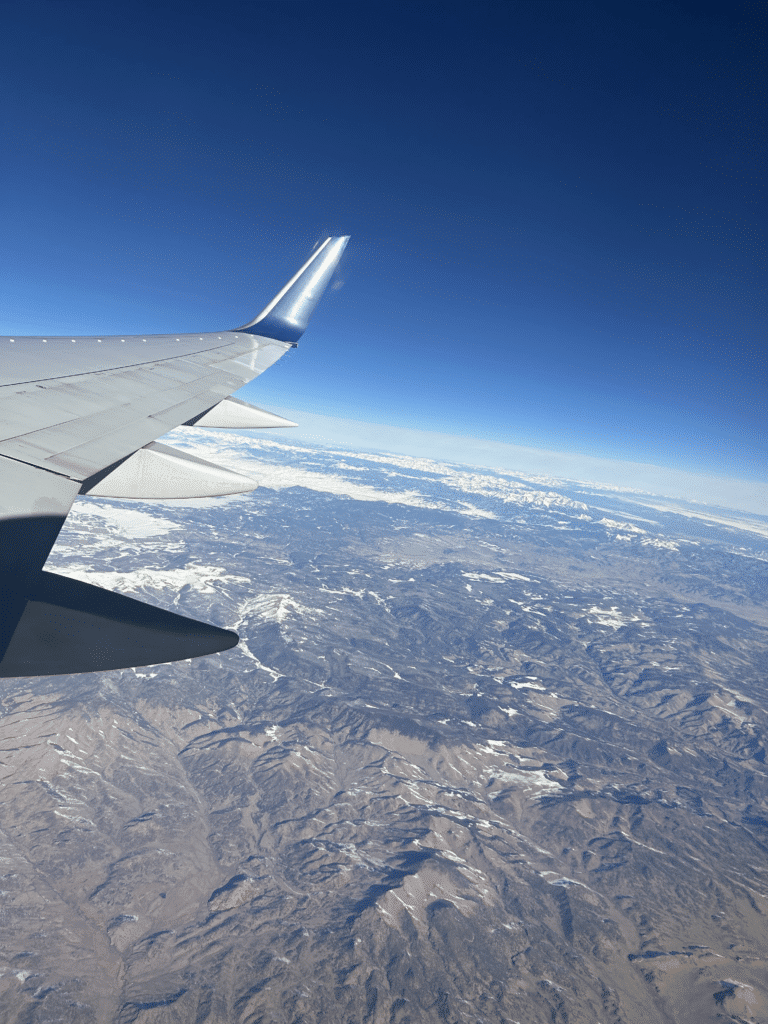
[187,397,298,429]
[80,441,257,499]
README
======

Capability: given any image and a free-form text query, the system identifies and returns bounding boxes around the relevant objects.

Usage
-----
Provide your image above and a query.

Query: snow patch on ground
[68,502,182,538]
[598,517,646,534]
[641,536,680,551]
[60,564,248,595]
[462,571,532,583]
[586,605,647,630]
[236,593,319,624]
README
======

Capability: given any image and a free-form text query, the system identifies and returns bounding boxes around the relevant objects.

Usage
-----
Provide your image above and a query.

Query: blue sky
[1,1,765,505]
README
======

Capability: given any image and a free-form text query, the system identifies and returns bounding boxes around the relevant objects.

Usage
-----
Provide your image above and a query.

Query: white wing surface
[0,236,349,676]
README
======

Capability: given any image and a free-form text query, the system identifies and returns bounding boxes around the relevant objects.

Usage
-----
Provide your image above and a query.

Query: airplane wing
[0,236,349,677]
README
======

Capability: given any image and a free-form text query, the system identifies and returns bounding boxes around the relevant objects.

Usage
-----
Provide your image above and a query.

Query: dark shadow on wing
[0,570,237,677]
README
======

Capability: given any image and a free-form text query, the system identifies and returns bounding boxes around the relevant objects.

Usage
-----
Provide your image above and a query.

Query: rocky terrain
[0,431,766,1023]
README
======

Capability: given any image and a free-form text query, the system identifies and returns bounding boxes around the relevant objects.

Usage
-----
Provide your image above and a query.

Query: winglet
[235,236,349,343]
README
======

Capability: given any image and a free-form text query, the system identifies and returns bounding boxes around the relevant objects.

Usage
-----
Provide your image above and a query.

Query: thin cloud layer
[240,408,767,515]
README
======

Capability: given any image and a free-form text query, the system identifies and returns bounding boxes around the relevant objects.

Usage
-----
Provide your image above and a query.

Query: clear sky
[1,1,765,504]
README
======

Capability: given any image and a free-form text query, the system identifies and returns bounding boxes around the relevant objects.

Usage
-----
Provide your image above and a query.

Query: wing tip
[236,235,350,343]
[0,572,239,677]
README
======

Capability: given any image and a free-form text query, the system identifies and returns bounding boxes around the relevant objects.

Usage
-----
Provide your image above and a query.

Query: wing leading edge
[0,236,349,676]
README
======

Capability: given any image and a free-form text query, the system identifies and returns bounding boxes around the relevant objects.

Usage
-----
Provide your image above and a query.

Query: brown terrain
[0,434,766,1023]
